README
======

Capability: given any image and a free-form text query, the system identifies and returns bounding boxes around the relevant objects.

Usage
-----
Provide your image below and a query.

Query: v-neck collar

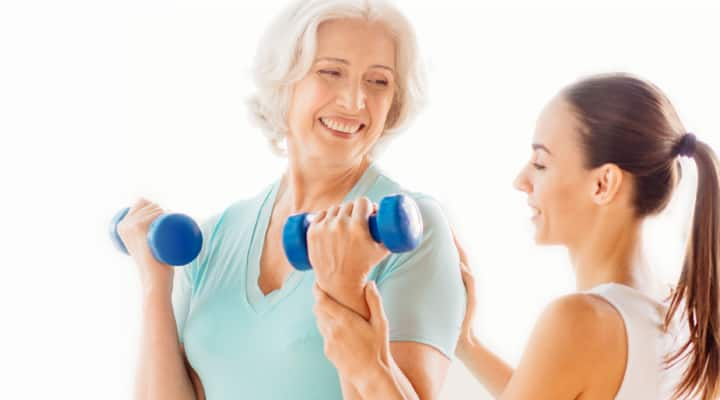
[244,162,382,314]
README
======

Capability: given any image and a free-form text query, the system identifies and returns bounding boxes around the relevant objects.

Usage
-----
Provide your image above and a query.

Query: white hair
[247,0,427,156]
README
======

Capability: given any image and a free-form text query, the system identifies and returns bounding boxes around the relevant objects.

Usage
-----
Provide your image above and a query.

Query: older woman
[117,1,465,399]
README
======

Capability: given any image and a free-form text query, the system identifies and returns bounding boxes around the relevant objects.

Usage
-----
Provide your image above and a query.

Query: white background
[1,1,719,399]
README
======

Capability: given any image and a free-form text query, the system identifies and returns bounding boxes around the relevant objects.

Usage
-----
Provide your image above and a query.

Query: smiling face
[285,18,397,167]
[513,96,598,246]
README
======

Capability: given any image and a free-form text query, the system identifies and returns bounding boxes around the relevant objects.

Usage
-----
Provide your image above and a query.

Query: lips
[318,116,367,136]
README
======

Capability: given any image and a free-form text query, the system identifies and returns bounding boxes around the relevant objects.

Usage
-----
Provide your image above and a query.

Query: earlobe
[592,164,623,205]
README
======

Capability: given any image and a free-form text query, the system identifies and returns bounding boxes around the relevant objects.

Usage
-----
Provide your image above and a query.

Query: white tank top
[584,283,688,399]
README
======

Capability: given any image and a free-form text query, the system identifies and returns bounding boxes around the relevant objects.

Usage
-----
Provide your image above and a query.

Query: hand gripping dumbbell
[282,194,423,271]
[109,207,203,266]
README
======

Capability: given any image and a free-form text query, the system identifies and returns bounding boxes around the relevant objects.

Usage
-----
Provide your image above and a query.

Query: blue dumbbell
[282,194,423,271]
[109,207,203,266]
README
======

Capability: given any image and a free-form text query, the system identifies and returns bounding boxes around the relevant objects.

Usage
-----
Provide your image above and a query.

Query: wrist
[318,270,366,291]
[317,278,366,303]
[141,284,173,303]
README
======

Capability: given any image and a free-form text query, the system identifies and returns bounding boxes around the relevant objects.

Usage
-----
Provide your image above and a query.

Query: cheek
[289,79,333,126]
[367,90,394,128]
[543,177,589,226]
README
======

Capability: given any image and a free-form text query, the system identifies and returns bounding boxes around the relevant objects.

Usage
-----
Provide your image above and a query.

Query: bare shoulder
[538,293,626,354]
[502,293,627,399]
[538,293,627,395]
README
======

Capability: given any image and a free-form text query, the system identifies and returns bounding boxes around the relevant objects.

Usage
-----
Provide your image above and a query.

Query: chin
[533,230,552,246]
[534,235,548,245]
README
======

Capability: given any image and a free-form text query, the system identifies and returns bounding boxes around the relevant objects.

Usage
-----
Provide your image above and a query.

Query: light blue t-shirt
[172,162,466,399]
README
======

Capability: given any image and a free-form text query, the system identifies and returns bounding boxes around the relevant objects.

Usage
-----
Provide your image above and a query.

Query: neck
[278,155,372,214]
[568,214,659,296]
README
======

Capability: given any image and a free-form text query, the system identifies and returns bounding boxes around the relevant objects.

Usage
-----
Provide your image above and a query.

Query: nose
[337,79,366,112]
[513,164,532,194]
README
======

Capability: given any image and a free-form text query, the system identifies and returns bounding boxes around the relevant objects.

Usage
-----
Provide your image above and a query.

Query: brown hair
[563,73,719,400]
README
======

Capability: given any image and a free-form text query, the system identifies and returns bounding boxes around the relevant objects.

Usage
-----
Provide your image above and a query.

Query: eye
[319,69,341,77]
[367,78,389,86]
[532,163,546,171]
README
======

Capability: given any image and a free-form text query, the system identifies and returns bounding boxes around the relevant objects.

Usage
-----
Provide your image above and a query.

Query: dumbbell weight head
[110,207,203,266]
[375,194,423,253]
[282,213,313,271]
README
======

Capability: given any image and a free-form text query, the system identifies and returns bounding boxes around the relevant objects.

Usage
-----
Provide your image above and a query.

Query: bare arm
[353,356,408,400]
[452,233,625,399]
[310,198,456,399]
[457,338,513,397]
[317,283,366,400]
[456,267,626,399]
[456,294,626,399]
[308,198,390,399]
[134,287,199,400]
[455,255,513,397]
[117,199,202,400]
[314,282,452,400]
[497,295,626,399]
[320,278,447,400]
[388,342,450,400]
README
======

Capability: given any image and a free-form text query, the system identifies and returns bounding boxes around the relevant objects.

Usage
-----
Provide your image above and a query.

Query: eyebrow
[532,143,553,155]
[315,57,395,73]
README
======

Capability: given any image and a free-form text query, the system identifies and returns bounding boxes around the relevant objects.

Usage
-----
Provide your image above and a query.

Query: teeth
[321,117,362,134]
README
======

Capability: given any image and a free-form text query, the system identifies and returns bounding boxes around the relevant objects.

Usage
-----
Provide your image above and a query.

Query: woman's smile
[318,116,367,139]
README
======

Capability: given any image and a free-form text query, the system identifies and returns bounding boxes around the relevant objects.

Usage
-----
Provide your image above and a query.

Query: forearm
[337,353,418,400]
[388,356,420,400]
[340,376,363,400]
[458,338,513,398]
[322,280,369,398]
[352,360,408,400]
[136,290,196,400]
[317,276,370,320]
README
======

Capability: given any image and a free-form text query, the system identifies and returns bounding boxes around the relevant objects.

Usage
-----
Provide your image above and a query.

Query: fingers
[311,283,346,322]
[327,204,341,219]
[127,198,150,215]
[351,197,374,223]
[314,197,376,226]
[459,262,477,325]
[313,204,342,227]
[450,228,470,267]
[310,203,340,226]
[117,199,163,234]
[127,198,161,217]
[340,201,354,217]
[312,284,336,336]
[136,203,163,223]
[310,209,327,224]
[460,262,476,298]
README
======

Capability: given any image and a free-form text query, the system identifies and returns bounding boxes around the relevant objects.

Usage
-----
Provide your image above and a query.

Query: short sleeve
[171,214,220,344]
[373,195,466,359]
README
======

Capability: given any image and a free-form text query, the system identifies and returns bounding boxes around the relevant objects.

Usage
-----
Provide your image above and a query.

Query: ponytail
[665,139,720,400]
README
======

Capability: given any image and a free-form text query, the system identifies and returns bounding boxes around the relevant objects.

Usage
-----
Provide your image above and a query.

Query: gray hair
[247,0,427,156]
